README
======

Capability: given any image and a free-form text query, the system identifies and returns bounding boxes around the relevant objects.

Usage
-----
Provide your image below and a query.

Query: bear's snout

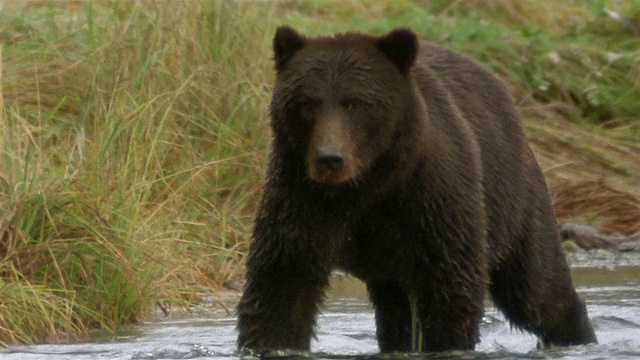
[315,146,345,173]
[306,114,358,185]
[307,144,357,185]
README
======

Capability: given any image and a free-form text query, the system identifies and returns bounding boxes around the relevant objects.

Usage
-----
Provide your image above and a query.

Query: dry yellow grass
[553,180,640,235]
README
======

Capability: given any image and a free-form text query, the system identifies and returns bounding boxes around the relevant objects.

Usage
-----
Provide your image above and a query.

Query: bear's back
[416,43,524,141]
[415,43,542,264]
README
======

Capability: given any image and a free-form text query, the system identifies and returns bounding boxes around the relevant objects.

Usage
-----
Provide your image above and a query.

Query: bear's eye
[294,98,320,120]
[296,97,319,109]
[340,98,365,111]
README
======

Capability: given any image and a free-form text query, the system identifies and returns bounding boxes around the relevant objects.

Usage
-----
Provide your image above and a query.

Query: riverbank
[4,264,640,359]
[1,0,639,345]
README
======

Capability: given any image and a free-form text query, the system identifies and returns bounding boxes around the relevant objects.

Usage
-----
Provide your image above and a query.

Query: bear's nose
[316,147,345,172]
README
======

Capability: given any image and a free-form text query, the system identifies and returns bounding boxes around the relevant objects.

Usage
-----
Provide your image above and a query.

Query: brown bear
[236,26,597,354]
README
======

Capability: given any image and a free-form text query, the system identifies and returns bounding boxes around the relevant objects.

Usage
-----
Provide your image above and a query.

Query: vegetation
[0,0,638,345]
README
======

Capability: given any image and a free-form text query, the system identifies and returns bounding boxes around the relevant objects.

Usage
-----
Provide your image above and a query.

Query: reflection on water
[2,253,640,360]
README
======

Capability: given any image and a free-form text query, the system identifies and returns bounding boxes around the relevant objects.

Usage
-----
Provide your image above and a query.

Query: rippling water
[3,252,640,360]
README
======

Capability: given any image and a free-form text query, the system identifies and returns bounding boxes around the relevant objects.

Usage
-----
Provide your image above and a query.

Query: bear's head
[270,26,419,185]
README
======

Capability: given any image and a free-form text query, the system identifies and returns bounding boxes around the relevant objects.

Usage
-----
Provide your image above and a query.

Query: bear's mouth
[310,167,356,184]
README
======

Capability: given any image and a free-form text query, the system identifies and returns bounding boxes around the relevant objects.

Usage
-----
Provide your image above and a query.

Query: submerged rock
[561,240,582,252]
[559,223,640,252]
[617,232,640,252]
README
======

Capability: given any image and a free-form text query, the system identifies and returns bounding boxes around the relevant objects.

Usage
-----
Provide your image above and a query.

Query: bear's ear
[377,28,418,76]
[273,26,305,72]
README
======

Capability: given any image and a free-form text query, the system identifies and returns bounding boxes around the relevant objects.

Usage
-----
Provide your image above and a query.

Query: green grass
[0,0,639,345]
[276,0,640,125]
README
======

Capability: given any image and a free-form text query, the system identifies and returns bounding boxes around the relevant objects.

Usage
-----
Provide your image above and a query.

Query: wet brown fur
[236,26,597,353]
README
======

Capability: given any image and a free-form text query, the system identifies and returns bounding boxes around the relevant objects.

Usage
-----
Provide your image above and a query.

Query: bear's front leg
[236,193,331,353]
[409,233,488,352]
[236,253,329,352]
[414,277,485,352]
[367,281,413,352]
[367,268,485,353]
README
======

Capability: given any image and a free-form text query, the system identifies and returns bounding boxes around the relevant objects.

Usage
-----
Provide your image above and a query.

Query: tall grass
[1,0,274,344]
[0,0,638,345]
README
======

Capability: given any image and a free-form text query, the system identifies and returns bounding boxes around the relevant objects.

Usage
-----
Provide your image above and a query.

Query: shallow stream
[3,251,640,359]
